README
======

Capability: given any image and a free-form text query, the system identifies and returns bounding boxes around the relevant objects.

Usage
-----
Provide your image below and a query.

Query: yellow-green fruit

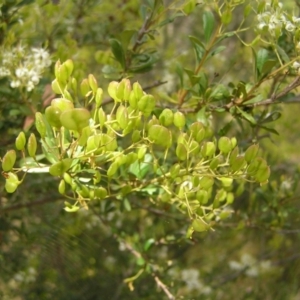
[27,133,37,158]
[35,112,47,138]
[45,106,62,128]
[94,187,107,199]
[15,132,26,151]
[60,108,90,132]
[51,98,74,111]
[2,150,16,171]
[218,136,232,154]
[148,125,172,148]
[245,144,259,163]
[176,143,188,161]
[192,218,209,232]
[58,179,66,194]
[159,108,174,126]
[173,111,186,129]
[5,172,20,193]
[49,158,72,177]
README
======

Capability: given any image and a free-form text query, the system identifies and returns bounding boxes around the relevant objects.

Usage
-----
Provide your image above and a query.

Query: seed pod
[192,218,209,232]
[93,170,101,184]
[219,177,233,187]
[2,150,16,171]
[64,59,74,77]
[230,155,246,172]
[215,189,227,202]
[45,106,62,128]
[199,177,214,190]
[57,63,68,86]
[129,90,138,108]
[231,137,237,148]
[254,165,270,183]
[218,136,232,154]
[95,88,103,107]
[229,146,239,165]
[100,133,117,151]
[189,140,200,156]
[5,172,20,193]
[159,109,174,126]
[173,111,186,129]
[209,157,219,170]
[138,146,147,160]
[137,94,156,116]
[80,78,91,97]
[131,130,141,143]
[148,125,172,148]
[170,163,180,178]
[133,81,144,99]
[51,79,62,94]
[63,172,73,185]
[116,80,125,100]
[27,133,37,158]
[245,144,259,163]
[108,81,120,102]
[77,126,91,146]
[107,162,119,177]
[58,179,66,194]
[35,112,46,138]
[226,192,234,204]
[51,98,74,111]
[15,131,26,151]
[88,74,98,94]
[205,142,216,157]
[123,79,131,101]
[116,105,129,129]
[71,77,77,92]
[196,190,209,204]
[126,152,138,165]
[54,60,61,79]
[176,143,187,161]
[147,116,159,131]
[98,107,106,127]
[190,122,206,142]
[77,184,90,198]
[60,108,90,132]
[94,187,107,199]
[49,158,72,177]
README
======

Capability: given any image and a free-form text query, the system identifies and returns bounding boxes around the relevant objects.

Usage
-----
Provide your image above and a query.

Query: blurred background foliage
[1,0,300,299]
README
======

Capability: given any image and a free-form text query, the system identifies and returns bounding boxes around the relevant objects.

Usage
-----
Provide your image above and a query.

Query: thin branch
[152,273,175,300]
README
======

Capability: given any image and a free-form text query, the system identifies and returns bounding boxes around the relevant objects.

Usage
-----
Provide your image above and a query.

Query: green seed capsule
[95,88,103,107]
[88,74,98,94]
[51,98,74,111]
[192,218,209,232]
[64,59,74,77]
[173,111,186,129]
[205,142,216,157]
[5,172,20,193]
[80,78,91,97]
[176,143,188,161]
[137,146,147,160]
[148,125,172,148]
[131,130,141,143]
[49,158,72,177]
[58,179,66,194]
[159,109,174,127]
[15,131,26,151]
[45,106,62,128]
[137,94,156,116]
[116,105,129,129]
[133,82,144,100]
[63,173,73,185]
[199,177,214,190]
[218,136,232,154]
[35,112,46,138]
[2,150,16,171]
[94,187,108,199]
[60,108,90,132]
[108,81,120,102]
[230,155,246,172]
[51,79,62,94]
[27,133,37,158]
[244,144,259,163]
[107,162,119,177]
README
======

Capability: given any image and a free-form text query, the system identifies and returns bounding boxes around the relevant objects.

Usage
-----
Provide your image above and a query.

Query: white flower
[10,80,21,88]
[15,67,28,78]
[285,22,296,32]
[0,67,11,77]
[293,16,300,24]
[26,81,35,92]
[292,61,300,69]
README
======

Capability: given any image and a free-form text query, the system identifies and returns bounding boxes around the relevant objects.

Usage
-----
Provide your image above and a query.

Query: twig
[152,273,175,300]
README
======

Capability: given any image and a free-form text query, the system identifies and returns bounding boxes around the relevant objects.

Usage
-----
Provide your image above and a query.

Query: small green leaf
[109,38,126,69]
[236,107,256,125]
[203,10,215,44]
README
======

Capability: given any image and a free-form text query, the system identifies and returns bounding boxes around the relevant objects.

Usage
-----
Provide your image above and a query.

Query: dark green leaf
[109,38,126,69]
[236,106,256,124]
[203,11,215,44]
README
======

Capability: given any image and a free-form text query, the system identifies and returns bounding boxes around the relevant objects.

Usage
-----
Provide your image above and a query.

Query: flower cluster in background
[257,2,300,39]
[0,45,51,92]
[229,253,272,278]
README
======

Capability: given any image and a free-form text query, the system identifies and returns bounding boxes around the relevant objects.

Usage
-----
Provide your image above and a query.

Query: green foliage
[1,0,300,299]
